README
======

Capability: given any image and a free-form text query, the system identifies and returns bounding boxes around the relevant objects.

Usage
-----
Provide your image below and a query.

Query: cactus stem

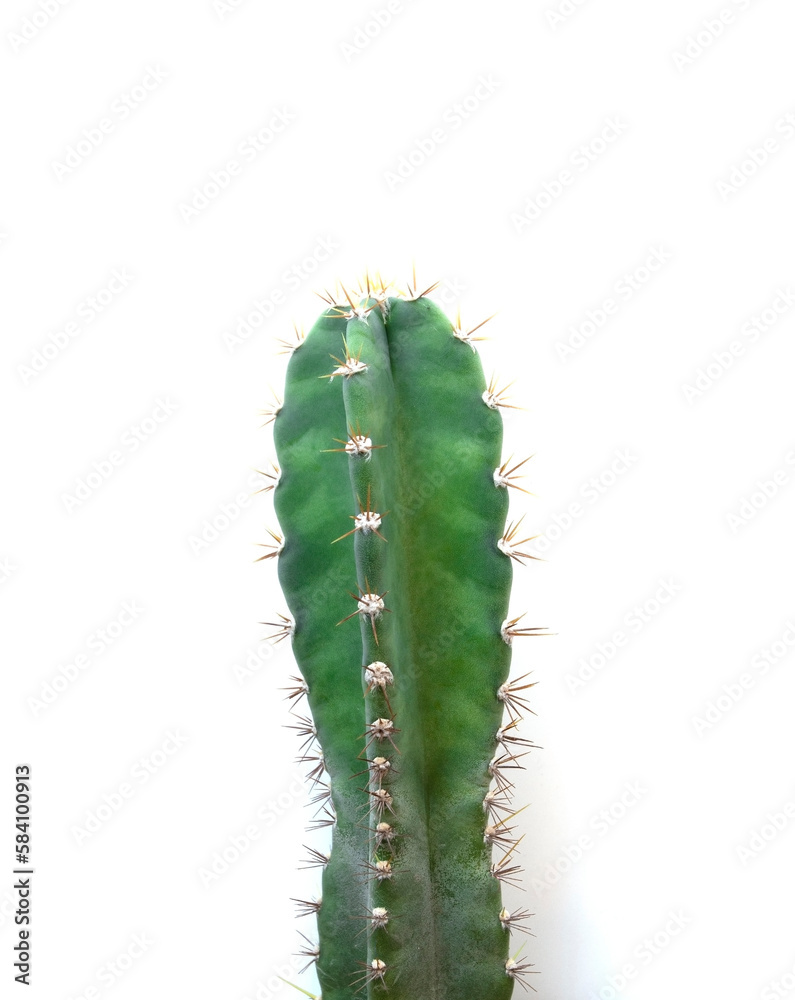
[261,611,295,643]
[498,516,542,564]
[254,528,285,562]
[493,455,532,492]
[482,375,521,411]
[273,286,539,996]
[496,671,539,719]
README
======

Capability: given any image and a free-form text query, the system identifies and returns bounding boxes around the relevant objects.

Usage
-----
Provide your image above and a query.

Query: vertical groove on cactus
[268,275,540,999]
[272,308,370,996]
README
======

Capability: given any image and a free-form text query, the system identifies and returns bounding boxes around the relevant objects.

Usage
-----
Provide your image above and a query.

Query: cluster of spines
[263,271,544,998]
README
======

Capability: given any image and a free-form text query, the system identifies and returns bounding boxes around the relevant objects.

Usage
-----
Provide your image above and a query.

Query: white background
[2,1,795,998]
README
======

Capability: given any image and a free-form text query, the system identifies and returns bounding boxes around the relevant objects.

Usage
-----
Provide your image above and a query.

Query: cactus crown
[266,273,542,999]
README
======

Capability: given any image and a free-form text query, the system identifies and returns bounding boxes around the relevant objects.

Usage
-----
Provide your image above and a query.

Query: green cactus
[265,274,541,999]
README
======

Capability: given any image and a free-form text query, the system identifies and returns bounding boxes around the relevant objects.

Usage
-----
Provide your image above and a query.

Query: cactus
[265,274,541,999]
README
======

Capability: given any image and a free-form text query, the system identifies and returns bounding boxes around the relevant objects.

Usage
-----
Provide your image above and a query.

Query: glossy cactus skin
[270,280,537,999]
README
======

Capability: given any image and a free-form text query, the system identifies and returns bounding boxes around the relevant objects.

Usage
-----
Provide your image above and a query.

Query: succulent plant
[263,274,541,999]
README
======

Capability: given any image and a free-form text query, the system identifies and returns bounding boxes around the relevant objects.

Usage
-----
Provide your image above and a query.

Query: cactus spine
[268,275,539,999]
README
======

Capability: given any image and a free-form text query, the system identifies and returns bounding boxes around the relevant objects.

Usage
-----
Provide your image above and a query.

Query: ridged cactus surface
[267,276,539,1000]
